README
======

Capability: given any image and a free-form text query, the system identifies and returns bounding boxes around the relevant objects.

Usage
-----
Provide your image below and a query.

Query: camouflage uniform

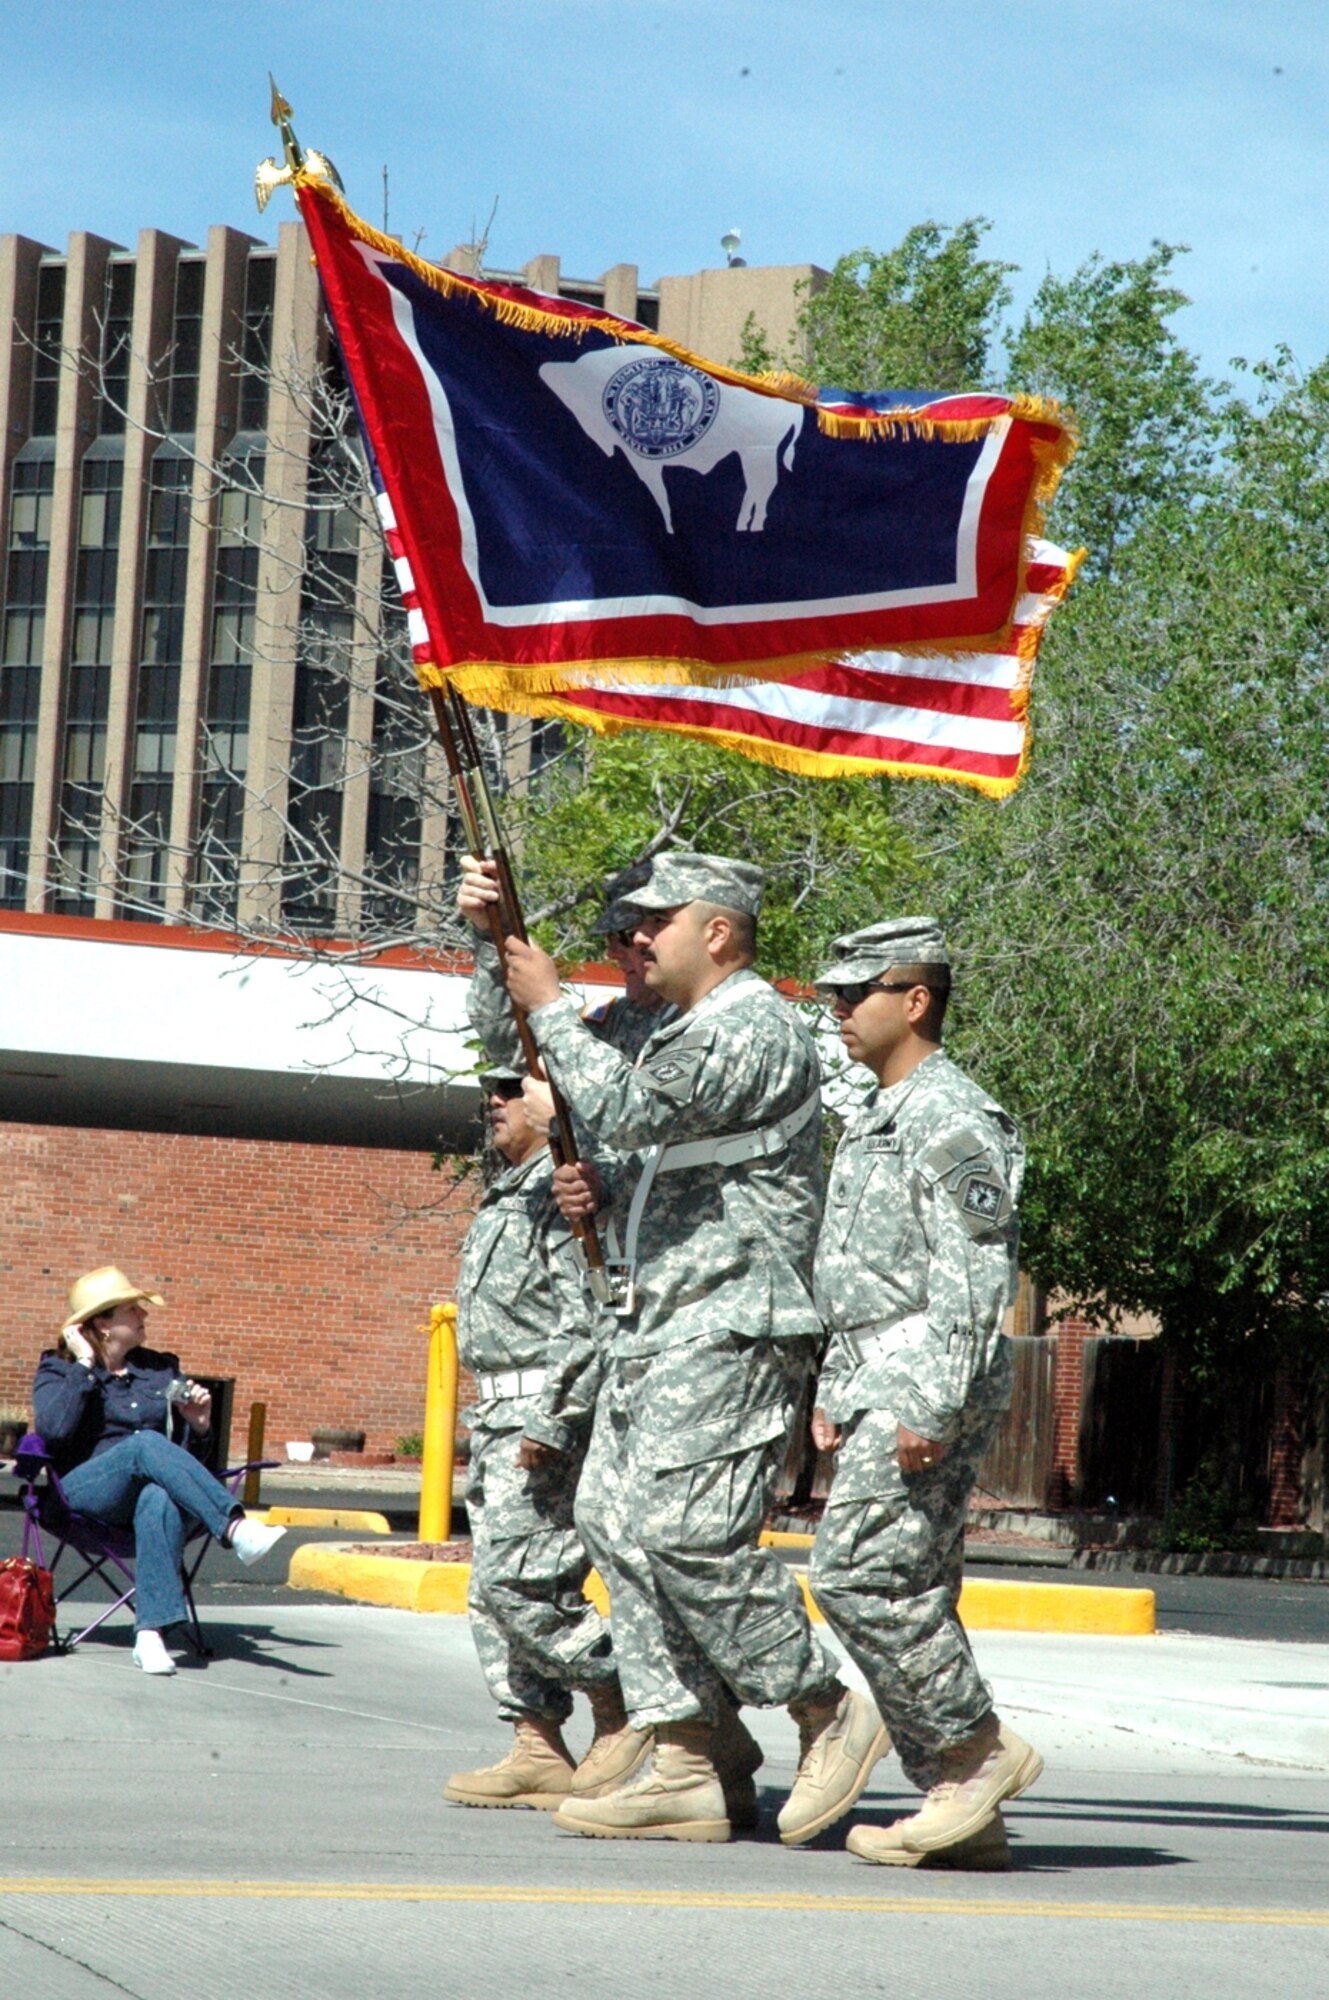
[531,944,842,1730]
[468,933,669,1072]
[458,1142,618,1724]
[459,912,673,1726]
[809,1042,1024,1790]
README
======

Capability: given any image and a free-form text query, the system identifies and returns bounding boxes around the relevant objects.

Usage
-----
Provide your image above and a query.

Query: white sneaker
[132,1629,177,1675]
[228,1518,287,1567]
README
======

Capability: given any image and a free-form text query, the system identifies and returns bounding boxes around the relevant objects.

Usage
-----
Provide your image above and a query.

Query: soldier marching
[447,851,1042,1868]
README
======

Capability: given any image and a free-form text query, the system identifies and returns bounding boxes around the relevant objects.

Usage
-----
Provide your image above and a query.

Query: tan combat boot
[570,1681,654,1799]
[444,1714,577,1810]
[899,1720,1043,1854]
[710,1701,765,1833]
[778,1684,890,1846]
[553,1719,731,1842]
[847,1810,1012,1870]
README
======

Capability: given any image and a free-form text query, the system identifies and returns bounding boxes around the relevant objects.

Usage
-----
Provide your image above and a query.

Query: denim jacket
[32,1348,208,1477]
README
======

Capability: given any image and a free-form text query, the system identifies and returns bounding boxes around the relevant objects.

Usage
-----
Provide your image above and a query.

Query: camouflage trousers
[466,1410,617,1726]
[575,1330,841,1729]
[808,1404,1001,1790]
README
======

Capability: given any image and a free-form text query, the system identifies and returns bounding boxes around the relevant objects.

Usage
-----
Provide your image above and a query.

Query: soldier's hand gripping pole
[426,685,618,1303]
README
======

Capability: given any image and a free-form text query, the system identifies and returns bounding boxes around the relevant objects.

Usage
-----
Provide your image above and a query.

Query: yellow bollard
[419,1302,458,1543]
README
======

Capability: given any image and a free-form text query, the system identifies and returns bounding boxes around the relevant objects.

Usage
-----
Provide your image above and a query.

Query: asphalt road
[2,1608,1325,2000]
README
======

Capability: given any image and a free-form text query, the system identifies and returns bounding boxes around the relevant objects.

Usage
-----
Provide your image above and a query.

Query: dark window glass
[167,259,205,434]
[362,558,425,933]
[98,262,135,437]
[192,450,263,922]
[0,456,54,904]
[120,452,192,917]
[282,441,360,931]
[30,265,66,437]
[237,255,276,432]
[52,455,123,912]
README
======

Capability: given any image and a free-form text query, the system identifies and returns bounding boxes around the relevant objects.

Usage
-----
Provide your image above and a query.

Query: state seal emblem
[602,356,721,460]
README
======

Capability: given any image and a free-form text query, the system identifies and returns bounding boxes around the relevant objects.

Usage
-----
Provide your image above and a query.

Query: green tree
[510,729,921,982]
[1006,243,1225,578]
[915,352,1329,1380]
[733,219,1014,392]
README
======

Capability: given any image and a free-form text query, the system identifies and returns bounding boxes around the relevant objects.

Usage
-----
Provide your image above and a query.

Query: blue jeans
[61,1431,241,1633]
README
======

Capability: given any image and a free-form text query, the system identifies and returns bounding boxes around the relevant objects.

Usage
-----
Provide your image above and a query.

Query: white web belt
[473,1366,547,1402]
[839,1314,929,1367]
[605,1086,821,1315]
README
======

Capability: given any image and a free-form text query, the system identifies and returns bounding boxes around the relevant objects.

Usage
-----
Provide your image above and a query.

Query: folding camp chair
[11,1433,277,1656]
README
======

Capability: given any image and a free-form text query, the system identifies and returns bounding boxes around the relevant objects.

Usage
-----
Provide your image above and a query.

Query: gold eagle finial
[255,76,343,214]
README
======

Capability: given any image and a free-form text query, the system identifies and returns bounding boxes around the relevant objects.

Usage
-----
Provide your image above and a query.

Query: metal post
[419,1304,458,1543]
[243,1401,267,1509]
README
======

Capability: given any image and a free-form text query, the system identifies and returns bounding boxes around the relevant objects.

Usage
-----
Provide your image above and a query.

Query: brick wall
[1049,1314,1091,1507]
[1268,1371,1306,1528]
[0,1122,480,1459]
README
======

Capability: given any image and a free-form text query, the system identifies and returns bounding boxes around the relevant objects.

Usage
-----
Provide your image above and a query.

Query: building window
[0,452,54,906]
[237,255,276,433]
[167,259,205,435]
[51,450,123,913]
[120,451,191,916]
[281,440,358,931]
[97,261,135,438]
[30,264,66,438]
[193,451,262,921]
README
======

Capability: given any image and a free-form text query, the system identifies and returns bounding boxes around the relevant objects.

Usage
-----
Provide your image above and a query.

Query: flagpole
[425,686,618,1302]
[258,84,619,1305]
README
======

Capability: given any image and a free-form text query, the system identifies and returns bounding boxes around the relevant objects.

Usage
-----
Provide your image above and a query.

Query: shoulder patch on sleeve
[919,1125,994,1184]
[920,1125,1013,1235]
[642,1045,705,1100]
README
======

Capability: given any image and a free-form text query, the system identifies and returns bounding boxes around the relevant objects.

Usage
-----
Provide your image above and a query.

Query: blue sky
[3,0,1323,382]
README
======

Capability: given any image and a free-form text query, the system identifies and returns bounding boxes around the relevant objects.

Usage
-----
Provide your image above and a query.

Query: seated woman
[32,1264,286,1675]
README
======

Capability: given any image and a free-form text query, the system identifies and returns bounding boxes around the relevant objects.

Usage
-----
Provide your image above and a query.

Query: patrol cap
[816,916,950,991]
[478,1064,524,1089]
[628,851,765,919]
[590,861,651,936]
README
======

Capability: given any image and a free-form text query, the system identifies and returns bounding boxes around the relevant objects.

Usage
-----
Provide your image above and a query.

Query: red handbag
[0,1557,58,1661]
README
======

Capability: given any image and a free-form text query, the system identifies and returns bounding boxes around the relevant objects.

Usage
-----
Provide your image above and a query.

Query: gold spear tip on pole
[256,77,343,214]
[269,74,294,128]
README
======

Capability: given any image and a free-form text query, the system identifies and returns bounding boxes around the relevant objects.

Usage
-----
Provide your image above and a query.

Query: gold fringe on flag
[298,174,1077,458]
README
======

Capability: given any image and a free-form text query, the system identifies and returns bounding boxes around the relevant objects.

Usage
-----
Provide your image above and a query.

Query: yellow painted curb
[788,1567,1153,1635]
[261,1507,392,1534]
[958,1574,1155,1635]
[290,1545,1154,1634]
[288,1545,470,1613]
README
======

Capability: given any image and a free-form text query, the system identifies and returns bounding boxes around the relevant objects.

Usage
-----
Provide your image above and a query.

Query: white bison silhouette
[539,347,804,535]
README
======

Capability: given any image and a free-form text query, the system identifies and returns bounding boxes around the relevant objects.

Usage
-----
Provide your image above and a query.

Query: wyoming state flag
[297,176,1076,714]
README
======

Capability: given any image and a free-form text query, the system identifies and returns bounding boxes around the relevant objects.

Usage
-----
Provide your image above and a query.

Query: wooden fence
[975,1336,1057,1508]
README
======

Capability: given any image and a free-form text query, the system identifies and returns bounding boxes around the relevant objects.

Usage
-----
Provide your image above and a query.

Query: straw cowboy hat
[62,1266,165,1334]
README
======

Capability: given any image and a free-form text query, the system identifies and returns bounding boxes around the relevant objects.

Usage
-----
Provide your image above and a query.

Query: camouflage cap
[629,851,765,918]
[816,916,950,990]
[478,1065,524,1088]
[590,860,652,936]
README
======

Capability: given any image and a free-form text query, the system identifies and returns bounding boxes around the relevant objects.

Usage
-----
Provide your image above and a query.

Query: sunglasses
[826,979,920,1009]
[486,1079,524,1101]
